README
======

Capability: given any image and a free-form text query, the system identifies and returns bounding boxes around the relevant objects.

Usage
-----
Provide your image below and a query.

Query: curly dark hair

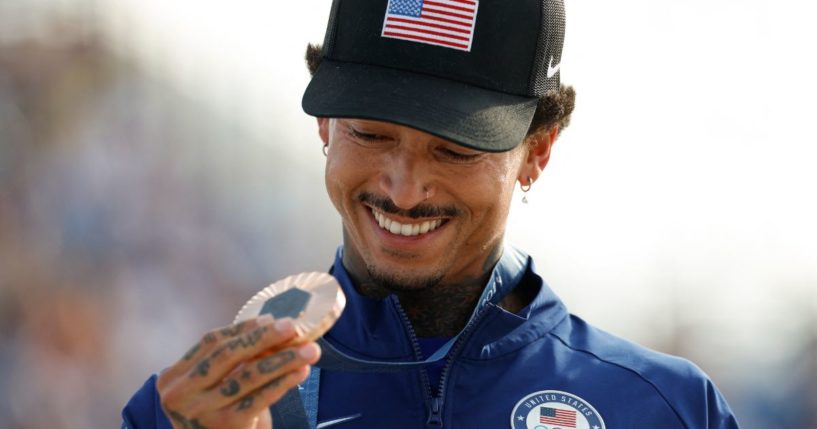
[304,43,576,139]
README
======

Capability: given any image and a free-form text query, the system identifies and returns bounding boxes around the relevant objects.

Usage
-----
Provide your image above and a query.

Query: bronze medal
[234,272,346,345]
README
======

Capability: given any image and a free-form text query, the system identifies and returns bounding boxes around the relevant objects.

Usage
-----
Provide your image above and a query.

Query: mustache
[358,192,461,219]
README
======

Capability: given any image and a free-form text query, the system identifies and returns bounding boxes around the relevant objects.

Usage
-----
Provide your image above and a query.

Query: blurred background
[0,0,814,427]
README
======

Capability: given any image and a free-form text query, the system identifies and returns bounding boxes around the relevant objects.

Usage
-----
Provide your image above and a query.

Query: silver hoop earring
[520,177,532,204]
[322,144,329,156]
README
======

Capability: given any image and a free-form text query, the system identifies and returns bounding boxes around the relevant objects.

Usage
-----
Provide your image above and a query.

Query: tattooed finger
[232,367,310,415]
[181,318,300,393]
[217,320,252,338]
[188,323,274,380]
[202,343,319,411]
[166,409,209,429]
[157,316,273,388]
[257,350,297,374]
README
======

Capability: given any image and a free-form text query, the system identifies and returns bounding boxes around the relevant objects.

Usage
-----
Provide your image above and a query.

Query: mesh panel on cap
[322,0,343,56]
[530,0,565,95]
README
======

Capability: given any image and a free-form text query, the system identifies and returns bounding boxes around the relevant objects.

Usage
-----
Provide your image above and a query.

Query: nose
[379,153,435,210]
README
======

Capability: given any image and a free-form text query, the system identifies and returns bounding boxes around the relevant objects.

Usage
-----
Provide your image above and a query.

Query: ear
[317,117,330,146]
[517,126,558,185]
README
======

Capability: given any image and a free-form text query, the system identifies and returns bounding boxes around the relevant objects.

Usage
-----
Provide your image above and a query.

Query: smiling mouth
[370,207,446,237]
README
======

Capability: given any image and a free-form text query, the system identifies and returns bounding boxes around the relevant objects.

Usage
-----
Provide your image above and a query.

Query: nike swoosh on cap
[316,414,362,428]
[546,56,561,78]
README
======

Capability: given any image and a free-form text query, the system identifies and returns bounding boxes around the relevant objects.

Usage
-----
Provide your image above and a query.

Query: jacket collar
[326,245,569,360]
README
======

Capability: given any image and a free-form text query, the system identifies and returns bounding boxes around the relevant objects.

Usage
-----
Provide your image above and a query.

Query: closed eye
[349,128,389,142]
[437,147,482,163]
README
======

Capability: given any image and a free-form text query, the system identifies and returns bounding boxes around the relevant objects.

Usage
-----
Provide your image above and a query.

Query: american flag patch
[381,0,479,51]
[540,407,578,428]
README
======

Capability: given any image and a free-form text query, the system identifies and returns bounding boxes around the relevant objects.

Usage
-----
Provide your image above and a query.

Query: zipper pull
[426,397,443,427]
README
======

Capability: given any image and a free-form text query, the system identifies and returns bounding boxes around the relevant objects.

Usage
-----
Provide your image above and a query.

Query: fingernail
[299,344,319,360]
[275,318,294,333]
[257,314,274,325]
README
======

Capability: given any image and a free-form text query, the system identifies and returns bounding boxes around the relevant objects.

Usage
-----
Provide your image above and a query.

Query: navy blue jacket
[123,247,740,428]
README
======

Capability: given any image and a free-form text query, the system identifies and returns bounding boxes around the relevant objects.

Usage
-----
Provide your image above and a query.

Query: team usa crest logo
[510,390,606,429]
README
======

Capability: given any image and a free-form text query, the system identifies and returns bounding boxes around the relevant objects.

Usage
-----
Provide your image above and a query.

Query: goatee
[365,263,444,293]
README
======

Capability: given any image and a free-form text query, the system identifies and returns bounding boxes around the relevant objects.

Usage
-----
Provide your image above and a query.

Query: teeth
[371,208,444,237]
[389,221,401,235]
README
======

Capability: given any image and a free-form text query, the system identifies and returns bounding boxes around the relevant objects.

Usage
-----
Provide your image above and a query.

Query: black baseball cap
[302,0,565,152]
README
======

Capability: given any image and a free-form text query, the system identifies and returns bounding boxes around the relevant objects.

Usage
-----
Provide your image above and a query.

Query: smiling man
[122,0,740,428]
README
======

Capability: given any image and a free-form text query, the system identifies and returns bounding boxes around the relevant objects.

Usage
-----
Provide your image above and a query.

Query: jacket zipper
[393,295,490,428]
[430,306,488,427]
[392,296,436,425]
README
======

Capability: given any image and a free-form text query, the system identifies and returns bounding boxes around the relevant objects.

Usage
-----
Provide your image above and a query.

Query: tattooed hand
[156,315,321,429]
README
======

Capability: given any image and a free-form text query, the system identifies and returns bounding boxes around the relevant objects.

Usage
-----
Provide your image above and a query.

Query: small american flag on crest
[381,0,479,51]
[540,406,577,428]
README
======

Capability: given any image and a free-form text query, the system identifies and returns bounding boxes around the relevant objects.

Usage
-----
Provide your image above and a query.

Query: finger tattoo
[190,327,270,379]
[225,326,268,351]
[193,358,211,377]
[257,351,296,374]
[220,379,241,397]
[182,343,201,361]
[234,376,282,412]
[261,377,282,391]
[219,320,248,337]
[237,395,254,411]
[168,410,208,429]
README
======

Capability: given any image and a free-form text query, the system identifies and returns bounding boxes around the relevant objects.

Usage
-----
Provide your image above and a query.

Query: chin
[364,261,445,293]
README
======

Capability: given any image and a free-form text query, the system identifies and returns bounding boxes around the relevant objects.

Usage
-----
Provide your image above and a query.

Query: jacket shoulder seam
[548,330,690,429]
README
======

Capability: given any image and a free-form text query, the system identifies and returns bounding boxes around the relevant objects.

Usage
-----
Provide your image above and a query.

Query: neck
[395,269,492,337]
[342,238,508,337]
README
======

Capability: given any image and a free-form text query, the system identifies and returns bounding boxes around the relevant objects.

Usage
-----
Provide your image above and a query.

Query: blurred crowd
[0,12,336,428]
[0,4,815,429]
[0,33,219,429]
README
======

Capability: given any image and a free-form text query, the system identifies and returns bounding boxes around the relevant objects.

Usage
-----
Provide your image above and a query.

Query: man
[123,0,740,428]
